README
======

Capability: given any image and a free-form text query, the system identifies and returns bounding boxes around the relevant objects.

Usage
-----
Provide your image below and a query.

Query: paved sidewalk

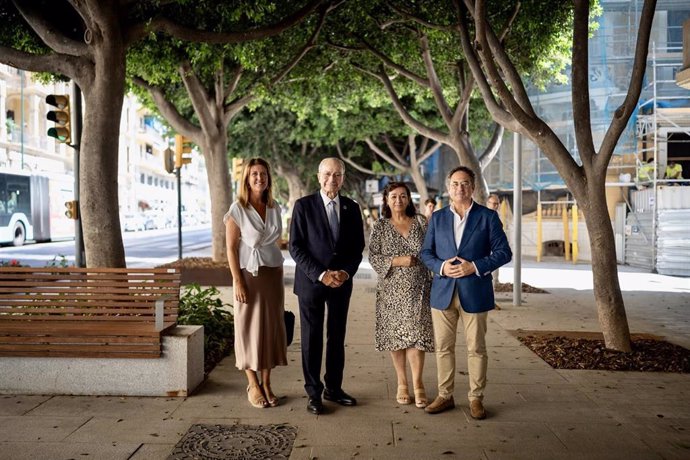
[0,260,688,459]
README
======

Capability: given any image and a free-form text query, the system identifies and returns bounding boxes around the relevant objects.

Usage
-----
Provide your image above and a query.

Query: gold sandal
[247,384,268,409]
[262,384,279,407]
[396,384,412,405]
[414,387,428,408]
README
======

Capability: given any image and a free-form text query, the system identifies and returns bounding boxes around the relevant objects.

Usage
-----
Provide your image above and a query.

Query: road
[0,226,212,267]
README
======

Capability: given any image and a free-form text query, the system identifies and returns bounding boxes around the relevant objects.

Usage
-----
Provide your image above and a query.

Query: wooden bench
[0,267,180,359]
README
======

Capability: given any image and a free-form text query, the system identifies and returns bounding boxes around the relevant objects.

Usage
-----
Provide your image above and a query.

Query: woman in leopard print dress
[369,182,434,408]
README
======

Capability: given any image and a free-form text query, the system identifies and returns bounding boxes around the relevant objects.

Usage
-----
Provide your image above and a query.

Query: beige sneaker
[469,399,486,419]
[424,395,455,414]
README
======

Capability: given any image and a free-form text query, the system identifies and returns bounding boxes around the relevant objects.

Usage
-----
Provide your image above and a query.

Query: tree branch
[13,0,90,57]
[337,142,394,176]
[419,138,442,163]
[0,45,82,79]
[139,0,324,44]
[371,65,451,143]
[178,61,216,133]
[358,37,430,87]
[385,1,455,33]
[382,134,409,166]
[470,0,536,119]
[453,0,516,130]
[223,65,244,99]
[571,0,595,169]
[478,123,505,170]
[132,75,199,139]
[419,34,453,126]
[472,0,534,128]
[597,0,657,170]
[269,2,329,86]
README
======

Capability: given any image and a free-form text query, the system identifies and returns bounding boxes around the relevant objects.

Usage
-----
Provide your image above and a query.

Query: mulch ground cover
[515,331,690,373]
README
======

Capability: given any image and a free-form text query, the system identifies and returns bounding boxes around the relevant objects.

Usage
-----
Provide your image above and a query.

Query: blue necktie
[328,200,339,241]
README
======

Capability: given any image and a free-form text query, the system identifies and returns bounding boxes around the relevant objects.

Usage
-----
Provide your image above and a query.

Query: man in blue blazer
[289,157,365,415]
[421,166,512,419]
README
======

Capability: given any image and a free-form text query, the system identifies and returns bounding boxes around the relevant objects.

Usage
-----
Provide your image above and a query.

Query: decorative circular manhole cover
[169,423,297,460]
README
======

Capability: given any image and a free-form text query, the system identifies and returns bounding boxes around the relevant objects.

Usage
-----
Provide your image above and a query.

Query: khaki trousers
[431,291,488,402]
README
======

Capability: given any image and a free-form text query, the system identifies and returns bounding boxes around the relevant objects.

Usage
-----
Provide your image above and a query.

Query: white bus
[0,171,74,246]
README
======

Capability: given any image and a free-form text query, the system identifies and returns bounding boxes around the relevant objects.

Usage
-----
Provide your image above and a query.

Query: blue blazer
[289,192,365,296]
[421,203,512,313]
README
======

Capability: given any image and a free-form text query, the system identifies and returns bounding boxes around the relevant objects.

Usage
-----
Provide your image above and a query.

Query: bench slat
[0,349,161,358]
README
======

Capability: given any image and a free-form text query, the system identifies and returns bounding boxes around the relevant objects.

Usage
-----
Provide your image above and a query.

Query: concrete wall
[0,325,204,397]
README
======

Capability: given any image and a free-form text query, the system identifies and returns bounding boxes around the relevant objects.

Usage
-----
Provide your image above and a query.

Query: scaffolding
[626,43,690,276]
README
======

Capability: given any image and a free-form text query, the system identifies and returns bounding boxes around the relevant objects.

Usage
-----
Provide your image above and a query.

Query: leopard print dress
[369,216,434,352]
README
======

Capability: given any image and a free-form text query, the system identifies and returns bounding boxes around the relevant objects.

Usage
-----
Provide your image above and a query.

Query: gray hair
[318,157,345,174]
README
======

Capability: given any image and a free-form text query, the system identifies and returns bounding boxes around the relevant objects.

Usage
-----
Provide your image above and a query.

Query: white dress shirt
[224,201,284,276]
[439,202,479,276]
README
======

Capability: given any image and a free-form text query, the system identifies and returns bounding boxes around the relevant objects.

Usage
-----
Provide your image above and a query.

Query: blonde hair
[237,158,275,208]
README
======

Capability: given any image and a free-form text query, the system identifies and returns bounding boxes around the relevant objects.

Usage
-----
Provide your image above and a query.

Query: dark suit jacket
[289,193,365,296]
[420,202,512,313]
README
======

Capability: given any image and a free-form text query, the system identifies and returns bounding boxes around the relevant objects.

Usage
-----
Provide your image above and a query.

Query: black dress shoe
[307,397,324,415]
[323,389,357,406]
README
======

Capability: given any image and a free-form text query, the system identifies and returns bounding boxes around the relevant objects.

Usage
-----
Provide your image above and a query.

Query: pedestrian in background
[369,182,434,408]
[225,158,287,409]
[423,197,437,222]
[486,194,503,309]
[421,166,512,419]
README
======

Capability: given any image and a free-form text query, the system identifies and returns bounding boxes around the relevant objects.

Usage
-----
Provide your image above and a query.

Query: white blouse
[224,201,284,276]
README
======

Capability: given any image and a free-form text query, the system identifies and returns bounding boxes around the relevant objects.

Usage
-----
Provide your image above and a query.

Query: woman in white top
[225,158,287,409]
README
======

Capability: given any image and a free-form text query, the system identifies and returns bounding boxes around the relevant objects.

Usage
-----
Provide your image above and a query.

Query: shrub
[177,283,234,376]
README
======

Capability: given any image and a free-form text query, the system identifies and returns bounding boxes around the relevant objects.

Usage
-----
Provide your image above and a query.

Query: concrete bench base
[0,325,204,397]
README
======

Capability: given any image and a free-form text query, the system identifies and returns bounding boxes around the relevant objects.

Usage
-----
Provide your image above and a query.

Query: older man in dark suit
[289,157,365,415]
[421,166,512,419]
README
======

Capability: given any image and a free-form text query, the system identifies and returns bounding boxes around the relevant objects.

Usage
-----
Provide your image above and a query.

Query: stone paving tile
[0,441,140,460]
[292,444,486,459]
[546,422,663,458]
[501,383,592,402]
[628,421,690,460]
[483,448,661,460]
[0,395,51,416]
[602,402,690,423]
[287,412,396,449]
[488,368,570,385]
[464,400,617,424]
[64,416,191,444]
[0,415,90,442]
[129,443,176,460]
[489,346,551,370]
[25,395,185,418]
[394,418,566,453]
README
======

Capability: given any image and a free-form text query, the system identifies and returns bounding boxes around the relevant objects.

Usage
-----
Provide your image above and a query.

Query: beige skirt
[234,266,288,371]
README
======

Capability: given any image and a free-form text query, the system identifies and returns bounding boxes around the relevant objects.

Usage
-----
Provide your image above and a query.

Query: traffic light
[174,134,193,168]
[232,157,244,181]
[64,200,78,220]
[163,147,174,174]
[46,94,71,143]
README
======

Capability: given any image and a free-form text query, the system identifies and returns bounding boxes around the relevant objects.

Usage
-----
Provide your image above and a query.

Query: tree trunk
[580,182,632,351]
[202,135,232,263]
[275,163,307,215]
[450,134,488,203]
[79,46,127,267]
[408,165,429,204]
